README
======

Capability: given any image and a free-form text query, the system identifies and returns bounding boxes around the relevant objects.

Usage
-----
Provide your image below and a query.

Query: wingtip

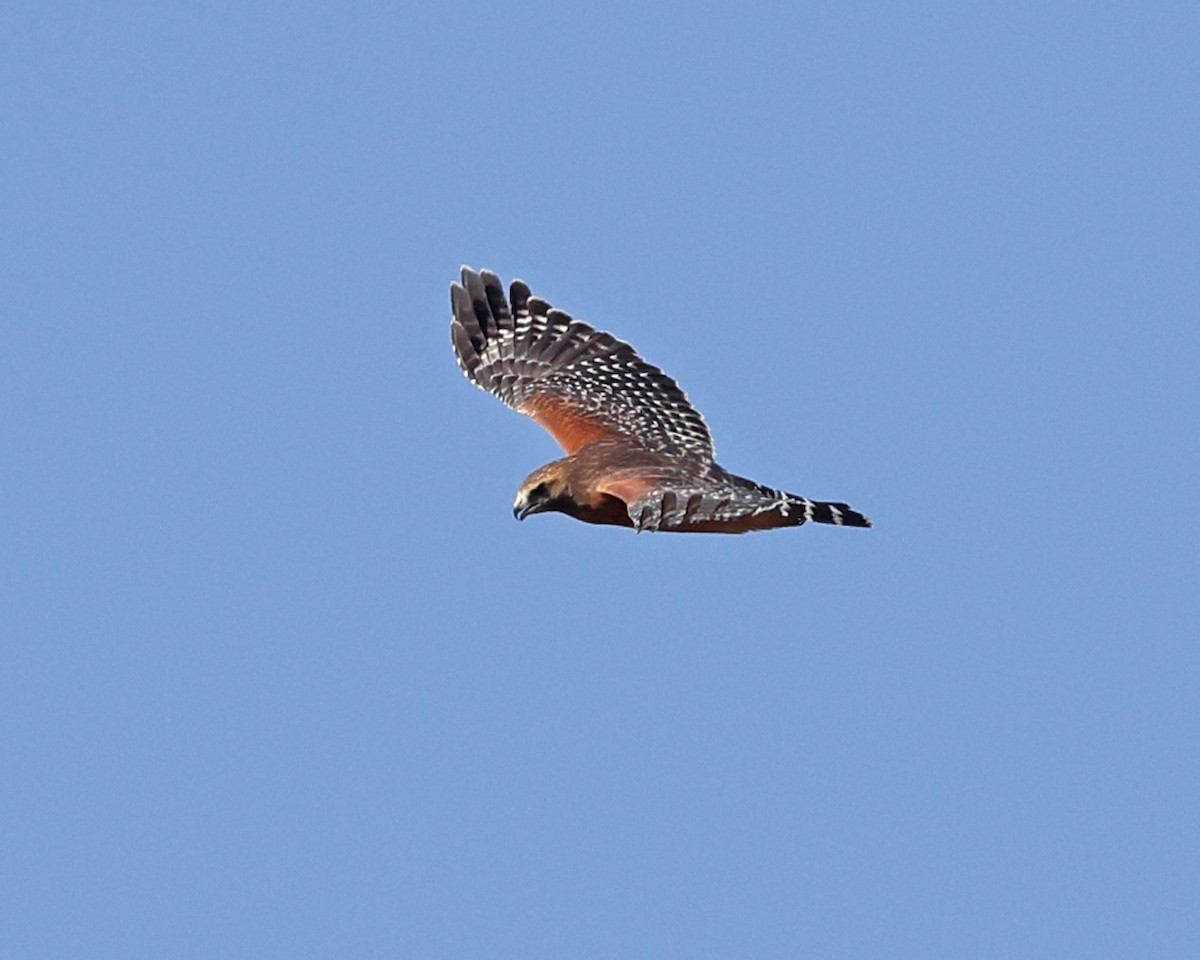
[450,281,475,321]
[452,262,475,302]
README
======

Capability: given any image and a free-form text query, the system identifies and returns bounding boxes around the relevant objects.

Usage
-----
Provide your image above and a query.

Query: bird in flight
[450,267,871,534]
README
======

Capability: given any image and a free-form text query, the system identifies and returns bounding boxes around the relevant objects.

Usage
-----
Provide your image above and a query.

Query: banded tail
[786,497,871,528]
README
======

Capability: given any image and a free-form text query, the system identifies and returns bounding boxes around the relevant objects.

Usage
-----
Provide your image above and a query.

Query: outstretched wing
[450,267,714,459]
[596,464,872,534]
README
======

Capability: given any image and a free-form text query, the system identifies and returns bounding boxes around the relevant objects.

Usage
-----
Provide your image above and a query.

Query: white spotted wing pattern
[451,268,713,460]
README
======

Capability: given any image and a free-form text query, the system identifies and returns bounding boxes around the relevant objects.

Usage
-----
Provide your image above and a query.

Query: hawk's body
[450,267,870,534]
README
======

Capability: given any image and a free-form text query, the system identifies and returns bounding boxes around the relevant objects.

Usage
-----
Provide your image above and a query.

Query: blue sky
[3,2,1197,957]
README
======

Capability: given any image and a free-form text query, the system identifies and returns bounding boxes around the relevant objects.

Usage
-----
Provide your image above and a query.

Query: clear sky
[3,2,1197,957]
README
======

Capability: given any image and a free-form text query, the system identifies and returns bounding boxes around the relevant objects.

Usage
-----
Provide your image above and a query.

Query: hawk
[450,267,871,534]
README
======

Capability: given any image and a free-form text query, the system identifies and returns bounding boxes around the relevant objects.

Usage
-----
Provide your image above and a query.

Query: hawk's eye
[530,482,550,501]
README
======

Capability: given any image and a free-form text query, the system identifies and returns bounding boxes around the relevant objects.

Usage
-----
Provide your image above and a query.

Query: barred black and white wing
[450,267,714,459]
[596,462,872,533]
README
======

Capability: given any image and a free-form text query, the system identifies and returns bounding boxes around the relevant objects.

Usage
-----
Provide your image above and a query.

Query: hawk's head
[513,462,572,521]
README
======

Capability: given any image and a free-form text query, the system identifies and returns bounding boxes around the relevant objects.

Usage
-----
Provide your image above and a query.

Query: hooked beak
[513,502,532,521]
